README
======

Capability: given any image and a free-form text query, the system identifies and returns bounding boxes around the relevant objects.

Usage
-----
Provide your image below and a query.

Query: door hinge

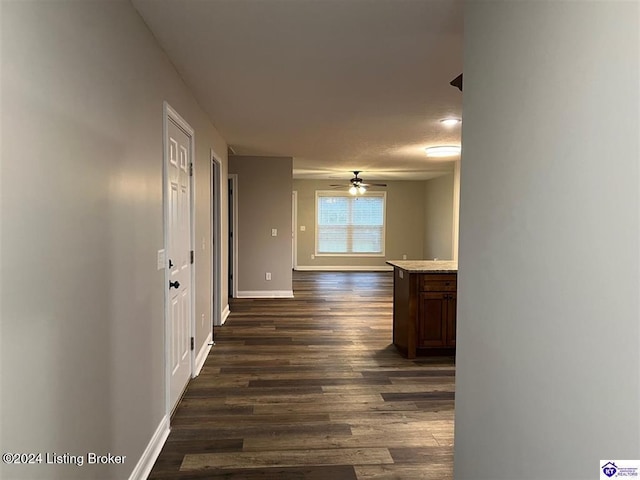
[189,163,193,177]
[190,337,194,351]
[190,250,194,264]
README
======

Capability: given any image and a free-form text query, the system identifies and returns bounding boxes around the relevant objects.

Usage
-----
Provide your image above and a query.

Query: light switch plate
[157,249,165,270]
[271,228,277,237]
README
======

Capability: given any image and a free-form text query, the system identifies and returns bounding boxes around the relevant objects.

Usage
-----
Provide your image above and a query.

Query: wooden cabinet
[391,268,457,359]
[417,292,456,348]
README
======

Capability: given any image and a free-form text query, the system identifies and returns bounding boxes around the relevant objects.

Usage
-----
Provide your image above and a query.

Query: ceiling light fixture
[440,118,461,127]
[425,146,461,157]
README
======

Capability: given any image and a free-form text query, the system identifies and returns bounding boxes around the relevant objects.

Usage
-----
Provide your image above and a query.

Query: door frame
[292,190,298,269]
[163,101,196,417]
[210,149,222,328]
[228,174,239,297]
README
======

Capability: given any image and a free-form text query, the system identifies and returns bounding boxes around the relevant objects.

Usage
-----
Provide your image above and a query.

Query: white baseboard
[294,266,393,272]
[220,304,230,325]
[128,415,170,480]
[235,290,294,298]
[193,332,212,377]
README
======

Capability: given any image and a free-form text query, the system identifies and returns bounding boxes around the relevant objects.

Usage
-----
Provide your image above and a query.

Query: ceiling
[132,0,463,181]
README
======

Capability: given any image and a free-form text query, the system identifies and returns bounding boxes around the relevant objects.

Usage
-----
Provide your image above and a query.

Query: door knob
[169,280,180,289]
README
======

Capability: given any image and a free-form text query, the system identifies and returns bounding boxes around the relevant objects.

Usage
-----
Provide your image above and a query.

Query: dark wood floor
[149,271,454,479]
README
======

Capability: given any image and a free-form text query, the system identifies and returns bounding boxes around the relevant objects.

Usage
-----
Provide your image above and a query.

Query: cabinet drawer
[420,274,457,292]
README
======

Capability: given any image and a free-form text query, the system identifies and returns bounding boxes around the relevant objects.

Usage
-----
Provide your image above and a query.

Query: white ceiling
[132,0,463,181]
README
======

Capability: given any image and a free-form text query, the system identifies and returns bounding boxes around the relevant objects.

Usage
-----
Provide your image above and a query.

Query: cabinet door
[417,292,447,347]
[446,293,457,347]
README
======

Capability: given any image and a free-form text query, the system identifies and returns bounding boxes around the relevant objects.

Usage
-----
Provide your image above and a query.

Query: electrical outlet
[300,226,306,231]
[201,313,205,326]
[265,272,271,280]
[402,254,407,260]
[271,228,277,237]
[311,254,315,260]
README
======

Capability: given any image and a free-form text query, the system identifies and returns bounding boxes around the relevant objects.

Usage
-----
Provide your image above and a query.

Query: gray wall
[0,2,228,479]
[229,156,293,295]
[423,173,454,260]
[293,179,425,269]
[455,2,639,479]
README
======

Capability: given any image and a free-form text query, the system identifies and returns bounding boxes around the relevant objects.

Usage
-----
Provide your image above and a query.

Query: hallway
[149,271,454,479]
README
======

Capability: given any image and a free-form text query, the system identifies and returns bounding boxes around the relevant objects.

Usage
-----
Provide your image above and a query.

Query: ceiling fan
[330,171,387,195]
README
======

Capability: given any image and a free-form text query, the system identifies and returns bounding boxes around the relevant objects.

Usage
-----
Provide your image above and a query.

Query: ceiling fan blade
[360,183,387,187]
[450,73,463,91]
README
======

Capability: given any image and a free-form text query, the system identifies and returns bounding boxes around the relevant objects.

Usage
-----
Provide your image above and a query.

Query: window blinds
[316,192,385,255]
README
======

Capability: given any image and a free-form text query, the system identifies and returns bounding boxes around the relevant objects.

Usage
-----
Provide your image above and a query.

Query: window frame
[314,190,387,257]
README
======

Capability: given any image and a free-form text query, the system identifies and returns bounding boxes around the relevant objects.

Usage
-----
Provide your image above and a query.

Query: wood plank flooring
[149,271,455,479]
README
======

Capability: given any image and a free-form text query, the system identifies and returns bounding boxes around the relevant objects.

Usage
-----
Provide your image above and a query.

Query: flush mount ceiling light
[425,146,461,157]
[440,118,461,127]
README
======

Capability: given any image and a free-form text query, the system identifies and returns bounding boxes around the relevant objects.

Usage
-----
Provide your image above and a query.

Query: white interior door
[165,110,193,412]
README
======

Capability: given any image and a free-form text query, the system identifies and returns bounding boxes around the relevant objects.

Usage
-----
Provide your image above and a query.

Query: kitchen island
[386,260,458,359]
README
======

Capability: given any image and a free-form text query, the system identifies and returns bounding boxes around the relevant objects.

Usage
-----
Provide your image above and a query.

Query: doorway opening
[292,191,297,270]
[228,174,238,298]
[211,150,222,335]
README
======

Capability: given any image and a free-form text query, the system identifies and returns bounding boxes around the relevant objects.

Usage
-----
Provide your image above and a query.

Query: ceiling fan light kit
[330,171,387,195]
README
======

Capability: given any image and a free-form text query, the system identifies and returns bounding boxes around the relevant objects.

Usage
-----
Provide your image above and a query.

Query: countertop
[386,260,458,273]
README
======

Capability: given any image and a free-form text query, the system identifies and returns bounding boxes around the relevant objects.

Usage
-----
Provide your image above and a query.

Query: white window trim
[314,190,387,257]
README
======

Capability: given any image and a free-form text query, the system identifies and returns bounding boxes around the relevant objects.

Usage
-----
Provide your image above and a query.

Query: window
[315,191,386,256]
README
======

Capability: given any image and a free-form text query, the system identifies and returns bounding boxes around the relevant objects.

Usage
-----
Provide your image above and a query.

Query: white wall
[229,155,293,296]
[0,2,227,478]
[423,173,454,260]
[455,2,639,479]
[293,179,426,269]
